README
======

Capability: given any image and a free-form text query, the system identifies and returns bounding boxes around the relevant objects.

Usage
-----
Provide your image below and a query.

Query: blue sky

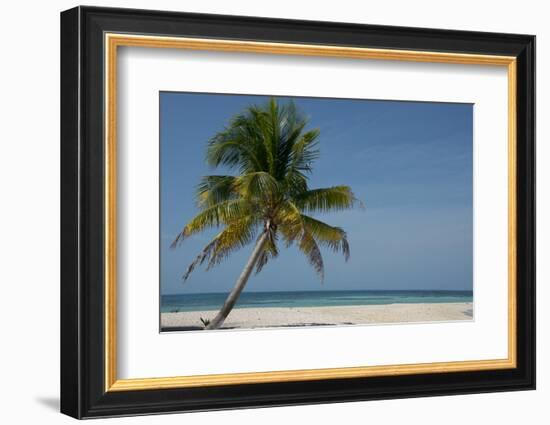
[160,92,473,295]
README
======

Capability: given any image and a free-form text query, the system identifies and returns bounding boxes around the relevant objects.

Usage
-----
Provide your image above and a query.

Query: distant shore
[160,302,473,331]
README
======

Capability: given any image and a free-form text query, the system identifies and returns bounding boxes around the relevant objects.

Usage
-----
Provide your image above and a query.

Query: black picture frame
[61,5,535,419]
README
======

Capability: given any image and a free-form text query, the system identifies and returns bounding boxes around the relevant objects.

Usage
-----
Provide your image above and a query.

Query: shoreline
[161,302,473,331]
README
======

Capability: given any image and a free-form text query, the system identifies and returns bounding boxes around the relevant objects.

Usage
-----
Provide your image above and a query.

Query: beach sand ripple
[161,302,473,331]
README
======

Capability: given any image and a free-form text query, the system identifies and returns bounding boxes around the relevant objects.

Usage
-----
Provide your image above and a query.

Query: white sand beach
[161,302,473,331]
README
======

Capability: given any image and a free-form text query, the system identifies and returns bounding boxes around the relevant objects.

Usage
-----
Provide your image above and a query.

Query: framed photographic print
[60,6,535,419]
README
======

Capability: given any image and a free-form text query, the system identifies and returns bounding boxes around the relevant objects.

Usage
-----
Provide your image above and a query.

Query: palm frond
[255,226,279,273]
[195,175,238,207]
[206,216,259,269]
[298,231,324,281]
[293,185,362,213]
[205,138,263,173]
[284,169,309,198]
[182,216,258,280]
[273,103,308,179]
[170,199,250,248]
[181,237,219,281]
[206,106,273,174]
[301,214,350,261]
[289,128,320,174]
[274,201,303,246]
[234,171,281,201]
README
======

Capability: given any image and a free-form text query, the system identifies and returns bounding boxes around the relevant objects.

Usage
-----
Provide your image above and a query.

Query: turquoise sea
[161,290,473,313]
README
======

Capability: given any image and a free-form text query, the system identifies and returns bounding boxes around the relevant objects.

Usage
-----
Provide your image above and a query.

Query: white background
[0,0,546,424]
[118,48,508,378]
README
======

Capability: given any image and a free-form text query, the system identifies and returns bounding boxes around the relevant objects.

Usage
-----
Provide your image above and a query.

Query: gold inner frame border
[104,33,517,392]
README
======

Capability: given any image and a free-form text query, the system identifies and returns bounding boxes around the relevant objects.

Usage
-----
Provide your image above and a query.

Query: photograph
[160,93,474,332]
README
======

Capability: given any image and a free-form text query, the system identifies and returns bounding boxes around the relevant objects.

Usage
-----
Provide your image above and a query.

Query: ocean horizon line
[161,289,473,313]
[162,288,473,296]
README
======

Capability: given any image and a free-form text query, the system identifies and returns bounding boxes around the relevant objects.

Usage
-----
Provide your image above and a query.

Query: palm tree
[171,98,361,329]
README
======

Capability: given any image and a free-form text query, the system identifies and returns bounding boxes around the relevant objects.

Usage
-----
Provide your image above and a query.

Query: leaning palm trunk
[206,231,269,330]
